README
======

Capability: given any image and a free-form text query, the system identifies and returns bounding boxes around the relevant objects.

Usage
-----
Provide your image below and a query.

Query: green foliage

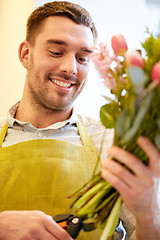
[142,33,160,76]
[100,103,119,128]
[115,108,131,138]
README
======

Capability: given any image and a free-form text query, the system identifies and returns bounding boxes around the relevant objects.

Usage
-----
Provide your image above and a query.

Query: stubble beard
[27,59,85,113]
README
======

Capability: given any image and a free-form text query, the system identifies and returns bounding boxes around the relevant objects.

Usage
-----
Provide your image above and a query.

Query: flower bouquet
[70,31,160,239]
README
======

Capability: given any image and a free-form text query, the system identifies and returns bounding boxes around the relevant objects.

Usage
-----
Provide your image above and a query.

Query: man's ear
[18,41,30,69]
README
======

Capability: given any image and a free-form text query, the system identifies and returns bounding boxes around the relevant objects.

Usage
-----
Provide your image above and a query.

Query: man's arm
[101,136,160,240]
[0,210,73,240]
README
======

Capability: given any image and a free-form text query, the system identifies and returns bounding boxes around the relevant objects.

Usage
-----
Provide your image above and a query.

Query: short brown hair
[26,1,97,44]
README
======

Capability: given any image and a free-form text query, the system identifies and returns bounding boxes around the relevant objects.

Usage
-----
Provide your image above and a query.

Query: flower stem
[73,180,106,209]
[77,183,112,215]
[100,196,122,240]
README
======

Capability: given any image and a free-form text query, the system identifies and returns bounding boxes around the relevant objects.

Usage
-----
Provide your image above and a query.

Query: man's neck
[15,100,72,129]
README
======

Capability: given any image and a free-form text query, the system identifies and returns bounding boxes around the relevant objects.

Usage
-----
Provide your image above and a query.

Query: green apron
[0,119,102,239]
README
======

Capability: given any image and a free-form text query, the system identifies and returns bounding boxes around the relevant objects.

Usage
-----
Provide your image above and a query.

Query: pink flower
[103,75,117,89]
[90,42,126,90]
[151,61,160,86]
[125,51,144,69]
[111,34,128,56]
[90,43,113,79]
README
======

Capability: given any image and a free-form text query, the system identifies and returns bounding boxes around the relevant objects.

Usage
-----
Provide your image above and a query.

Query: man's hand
[101,136,160,239]
[0,210,73,240]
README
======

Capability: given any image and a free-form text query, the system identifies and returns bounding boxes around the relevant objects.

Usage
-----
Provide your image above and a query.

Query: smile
[49,78,73,88]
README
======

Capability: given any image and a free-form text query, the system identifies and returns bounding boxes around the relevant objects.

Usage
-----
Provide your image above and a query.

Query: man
[0,1,159,240]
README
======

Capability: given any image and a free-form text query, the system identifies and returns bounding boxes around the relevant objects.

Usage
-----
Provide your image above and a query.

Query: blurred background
[0,0,160,118]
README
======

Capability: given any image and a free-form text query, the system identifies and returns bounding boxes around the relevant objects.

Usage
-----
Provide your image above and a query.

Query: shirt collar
[6,102,77,131]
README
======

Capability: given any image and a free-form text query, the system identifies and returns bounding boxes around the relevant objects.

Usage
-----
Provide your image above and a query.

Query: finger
[101,167,145,200]
[45,218,72,240]
[35,229,58,240]
[137,136,160,172]
[103,157,152,188]
[108,146,153,186]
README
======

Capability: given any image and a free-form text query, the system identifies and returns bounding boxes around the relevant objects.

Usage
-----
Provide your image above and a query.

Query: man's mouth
[49,77,74,89]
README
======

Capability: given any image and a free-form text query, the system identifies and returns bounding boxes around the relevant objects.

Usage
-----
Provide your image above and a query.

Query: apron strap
[77,116,102,174]
[0,123,8,147]
[77,117,95,148]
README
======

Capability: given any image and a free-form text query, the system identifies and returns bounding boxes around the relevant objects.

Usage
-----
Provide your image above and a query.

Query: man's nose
[59,54,77,75]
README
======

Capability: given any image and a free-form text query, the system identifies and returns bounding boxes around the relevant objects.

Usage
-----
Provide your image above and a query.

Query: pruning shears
[53,214,97,239]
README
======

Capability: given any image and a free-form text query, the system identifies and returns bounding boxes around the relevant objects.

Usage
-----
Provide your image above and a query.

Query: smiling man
[0,1,159,240]
[17,15,94,128]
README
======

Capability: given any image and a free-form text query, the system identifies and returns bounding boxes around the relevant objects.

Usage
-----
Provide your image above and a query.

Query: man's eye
[48,50,63,57]
[77,56,89,64]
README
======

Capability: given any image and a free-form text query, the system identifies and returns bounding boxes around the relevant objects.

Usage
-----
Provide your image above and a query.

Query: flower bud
[125,51,144,68]
[151,61,160,86]
[111,34,128,56]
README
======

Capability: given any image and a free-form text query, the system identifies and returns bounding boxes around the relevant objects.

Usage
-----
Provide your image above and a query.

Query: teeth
[51,79,71,88]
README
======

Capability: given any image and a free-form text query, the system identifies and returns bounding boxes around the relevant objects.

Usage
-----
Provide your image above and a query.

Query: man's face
[26,16,94,112]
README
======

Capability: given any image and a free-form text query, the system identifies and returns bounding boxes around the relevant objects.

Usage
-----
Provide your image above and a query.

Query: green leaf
[128,67,148,94]
[157,119,160,127]
[120,93,153,145]
[100,104,119,128]
[115,109,132,137]
[142,33,160,74]
[155,134,160,151]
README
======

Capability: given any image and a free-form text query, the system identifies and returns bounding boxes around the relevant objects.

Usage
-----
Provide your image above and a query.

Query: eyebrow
[46,39,93,53]
[46,39,67,46]
[81,48,93,54]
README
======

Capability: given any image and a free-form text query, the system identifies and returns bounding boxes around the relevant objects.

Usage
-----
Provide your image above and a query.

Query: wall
[0,0,35,116]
